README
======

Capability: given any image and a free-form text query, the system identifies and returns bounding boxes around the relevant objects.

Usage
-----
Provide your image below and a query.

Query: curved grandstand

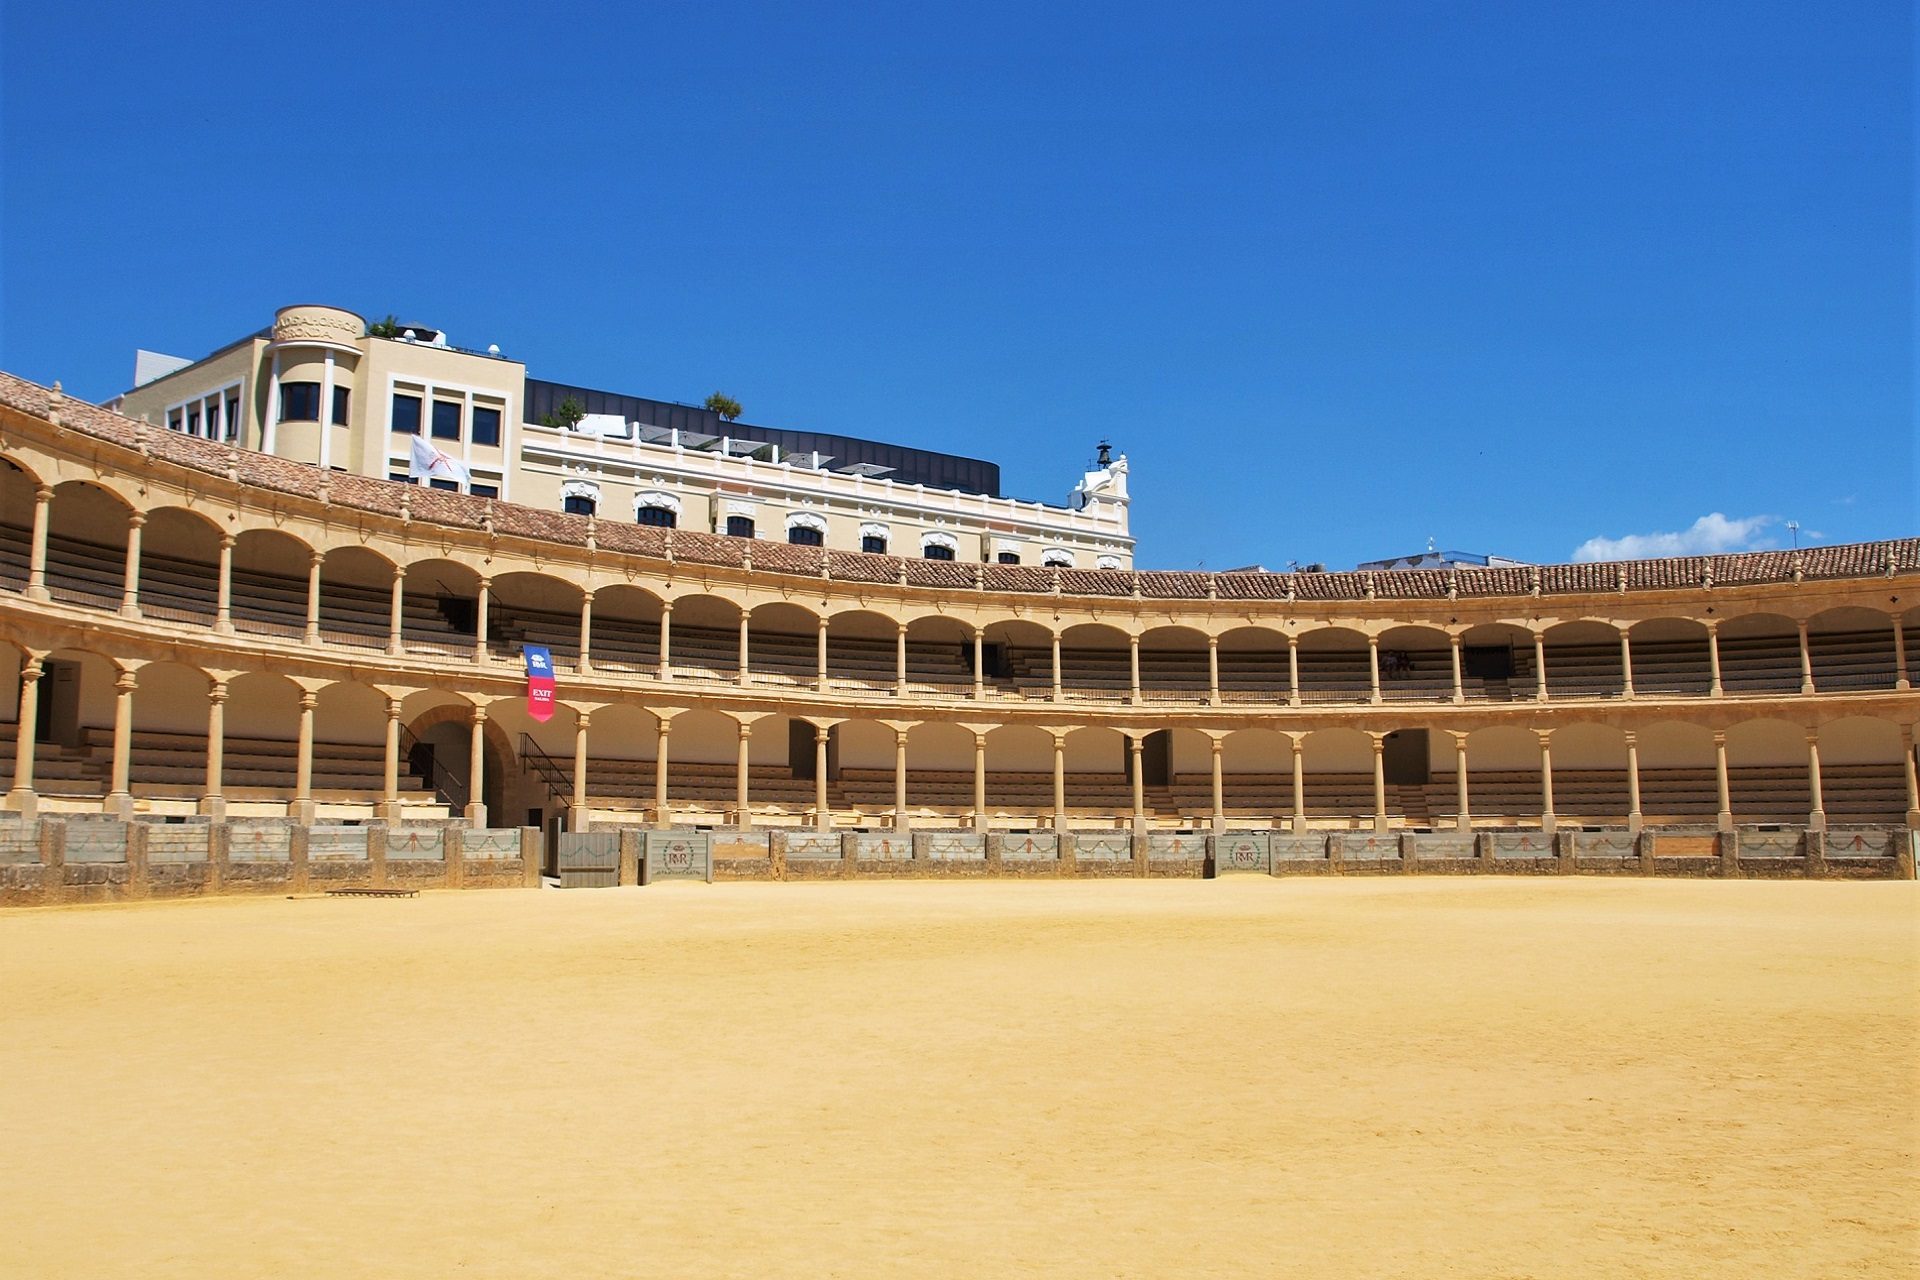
[1,369,1915,897]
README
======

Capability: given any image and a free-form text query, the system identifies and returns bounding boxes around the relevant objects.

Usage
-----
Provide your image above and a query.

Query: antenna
[1786,520,1800,548]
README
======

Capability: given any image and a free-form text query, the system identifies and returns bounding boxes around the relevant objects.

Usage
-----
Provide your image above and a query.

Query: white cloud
[1572,513,1776,562]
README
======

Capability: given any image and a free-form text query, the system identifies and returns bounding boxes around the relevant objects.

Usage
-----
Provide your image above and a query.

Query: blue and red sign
[524,645,556,722]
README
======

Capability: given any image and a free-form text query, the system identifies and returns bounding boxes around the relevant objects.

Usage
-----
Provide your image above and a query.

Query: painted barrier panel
[1489,831,1555,860]
[0,823,40,865]
[1336,832,1400,861]
[1408,833,1474,860]
[145,825,209,863]
[1148,833,1207,861]
[1736,830,1800,858]
[991,832,1058,862]
[849,833,914,861]
[780,831,842,860]
[63,820,128,864]
[384,826,444,861]
[921,832,985,862]
[228,823,291,862]
[1572,831,1637,858]
[645,830,711,881]
[711,831,772,861]
[1214,832,1270,874]
[309,826,371,859]
[1072,833,1132,861]
[1824,829,1896,858]
[1651,831,1718,858]
[1271,834,1329,861]
[463,829,522,859]
[556,831,618,887]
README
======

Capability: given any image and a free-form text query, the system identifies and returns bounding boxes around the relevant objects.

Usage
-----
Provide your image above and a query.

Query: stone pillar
[737,613,751,687]
[106,667,137,818]
[971,628,985,701]
[1206,636,1220,707]
[1370,733,1388,832]
[474,576,491,660]
[1051,732,1068,829]
[654,717,671,825]
[1449,633,1464,704]
[1209,737,1224,832]
[896,624,909,697]
[1129,735,1146,831]
[972,732,988,829]
[1050,632,1063,702]
[1537,730,1556,835]
[1806,731,1825,831]
[5,656,43,817]
[1902,726,1919,828]
[1367,635,1382,705]
[892,729,909,831]
[1128,634,1142,705]
[736,722,753,828]
[813,726,830,832]
[1894,619,1910,691]
[1797,619,1814,694]
[1713,731,1732,833]
[199,680,227,820]
[1619,627,1635,699]
[1532,631,1548,701]
[815,618,829,692]
[577,591,594,674]
[214,533,236,633]
[1705,621,1723,696]
[381,697,403,820]
[120,512,145,617]
[572,712,592,832]
[1290,736,1306,832]
[25,485,53,601]
[387,566,406,656]
[1624,730,1643,834]
[1452,731,1470,833]
[292,689,317,824]
[303,551,323,644]
[1286,635,1301,707]
[465,705,488,827]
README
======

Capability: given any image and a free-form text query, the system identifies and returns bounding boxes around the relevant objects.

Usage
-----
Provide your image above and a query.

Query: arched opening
[1540,722,1630,825]
[401,558,483,657]
[1724,718,1810,823]
[1061,726,1130,824]
[1629,617,1712,696]
[1812,715,1907,823]
[318,546,398,649]
[138,507,224,625]
[983,723,1055,824]
[1542,621,1625,699]
[1294,628,1371,704]
[1458,623,1536,702]
[574,702,662,821]
[1215,626,1288,705]
[1459,726,1545,824]
[1058,623,1132,703]
[230,528,313,639]
[1300,727,1376,825]
[0,457,41,592]
[747,602,822,687]
[224,671,304,809]
[666,593,744,683]
[489,571,584,670]
[1375,625,1454,702]
[1137,625,1208,705]
[1213,728,1293,823]
[44,481,133,612]
[979,618,1054,700]
[401,694,503,819]
[1715,612,1801,694]
[663,708,750,822]
[588,584,665,676]
[903,614,976,695]
[125,660,212,806]
[1636,720,1718,825]
[823,609,900,694]
[313,681,404,813]
[1806,607,1900,692]
[901,721,977,820]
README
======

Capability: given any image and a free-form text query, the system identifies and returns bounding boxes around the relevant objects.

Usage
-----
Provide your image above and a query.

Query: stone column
[1532,631,1549,701]
[387,565,406,656]
[1449,633,1464,703]
[813,726,831,831]
[120,512,145,618]
[292,689,317,824]
[1370,733,1388,832]
[577,591,594,674]
[474,576,491,661]
[1806,731,1825,831]
[1797,620,1814,694]
[293,553,319,646]
[1050,632,1063,702]
[892,729,909,831]
[656,602,673,679]
[1206,636,1220,707]
[1537,730,1556,834]
[737,613,751,687]
[200,680,227,819]
[1367,635,1382,705]
[1051,732,1067,829]
[1452,731,1470,833]
[1290,736,1306,832]
[1705,621,1723,696]
[1894,619,1910,691]
[1624,730,1643,834]
[381,698,403,819]
[106,667,137,818]
[972,628,985,701]
[465,705,488,827]
[1286,636,1301,707]
[1713,731,1732,832]
[735,722,753,828]
[5,656,44,817]
[1129,735,1146,830]
[895,623,909,697]
[1128,634,1142,704]
[972,732,988,829]
[815,618,829,692]
[25,485,53,601]
[1209,737,1225,832]
[214,533,236,633]
[572,712,592,832]
[1902,726,1919,828]
[654,717,671,825]
[1619,627,1635,699]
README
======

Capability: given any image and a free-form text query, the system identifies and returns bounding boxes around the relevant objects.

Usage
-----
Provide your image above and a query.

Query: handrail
[398,724,469,811]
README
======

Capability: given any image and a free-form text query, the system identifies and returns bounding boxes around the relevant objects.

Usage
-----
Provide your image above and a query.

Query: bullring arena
[0,364,1915,1276]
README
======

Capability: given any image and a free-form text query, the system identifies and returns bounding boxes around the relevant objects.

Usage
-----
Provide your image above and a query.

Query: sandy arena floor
[1,878,1914,1278]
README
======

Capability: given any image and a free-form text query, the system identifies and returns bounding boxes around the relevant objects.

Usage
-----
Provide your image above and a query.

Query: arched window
[634,490,681,529]
[922,531,959,562]
[996,551,1021,565]
[561,480,599,518]
[859,521,889,555]
[1041,549,1074,568]
[726,515,755,538]
[786,511,828,546]
[1096,554,1123,570]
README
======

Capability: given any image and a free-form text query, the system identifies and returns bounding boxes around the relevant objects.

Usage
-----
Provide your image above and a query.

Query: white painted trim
[560,479,602,504]
[1041,548,1075,568]
[1096,554,1123,570]
[636,489,683,515]
[786,511,829,534]
[921,530,959,552]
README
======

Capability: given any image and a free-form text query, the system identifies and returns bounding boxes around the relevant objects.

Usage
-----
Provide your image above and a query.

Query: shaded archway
[1806,607,1900,692]
[318,545,398,649]
[44,480,133,612]
[1628,617,1712,696]
[1294,627,1371,704]
[1715,612,1801,694]
[138,506,224,625]
[490,570,584,669]
[588,583,665,676]
[1137,625,1208,705]
[230,527,313,639]
[1215,625,1289,705]
[400,558,483,657]
[0,456,41,592]
[1542,620,1625,699]
[1375,625,1453,702]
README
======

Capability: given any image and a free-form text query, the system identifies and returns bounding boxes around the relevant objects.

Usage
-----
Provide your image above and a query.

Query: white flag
[409,435,471,484]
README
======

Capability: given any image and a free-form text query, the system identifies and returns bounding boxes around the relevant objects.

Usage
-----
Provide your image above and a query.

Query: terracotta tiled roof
[2,369,1913,602]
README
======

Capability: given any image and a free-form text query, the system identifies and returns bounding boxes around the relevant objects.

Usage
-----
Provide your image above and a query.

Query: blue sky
[2,2,1910,569]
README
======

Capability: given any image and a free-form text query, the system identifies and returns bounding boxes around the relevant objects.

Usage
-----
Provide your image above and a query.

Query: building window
[225,397,240,440]
[331,386,351,425]
[725,515,755,538]
[789,526,825,547]
[471,483,499,499]
[391,393,422,435]
[564,494,596,517]
[389,471,411,485]
[996,552,1021,565]
[206,402,221,438]
[280,381,321,422]
[1042,550,1074,568]
[186,407,200,435]
[923,543,956,561]
[167,411,183,433]
[861,535,888,554]
[431,400,461,440]
[429,477,459,492]
[637,506,678,528]
[471,405,501,447]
